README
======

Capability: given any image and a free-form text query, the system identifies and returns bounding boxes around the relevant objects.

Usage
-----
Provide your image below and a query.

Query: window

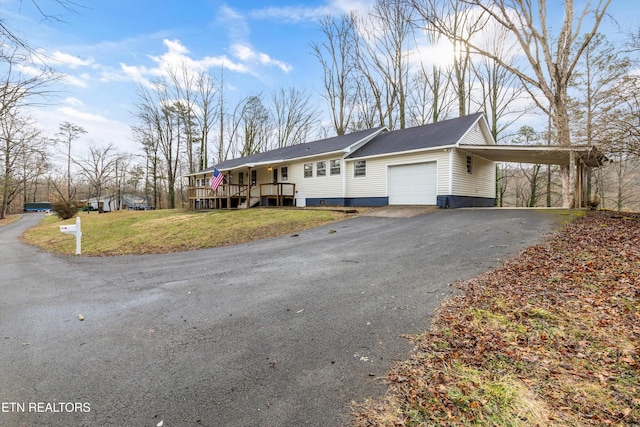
[251,170,257,186]
[330,159,341,176]
[238,172,244,185]
[466,155,473,174]
[304,163,313,178]
[281,166,288,181]
[316,161,326,177]
[354,160,366,177]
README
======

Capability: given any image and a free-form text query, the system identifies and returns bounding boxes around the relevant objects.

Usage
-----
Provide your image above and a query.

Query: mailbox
[59,216,82,254]
[60,224,77,234]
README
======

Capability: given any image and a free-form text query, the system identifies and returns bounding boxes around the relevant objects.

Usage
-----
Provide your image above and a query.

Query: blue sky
[1,0,637,158]
[2,0,375,155]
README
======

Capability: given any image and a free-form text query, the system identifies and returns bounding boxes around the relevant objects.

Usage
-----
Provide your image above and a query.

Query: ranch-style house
[185,113,604,209]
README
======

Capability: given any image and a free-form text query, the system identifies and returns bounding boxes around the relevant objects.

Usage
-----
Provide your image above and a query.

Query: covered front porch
[187,180,296,210]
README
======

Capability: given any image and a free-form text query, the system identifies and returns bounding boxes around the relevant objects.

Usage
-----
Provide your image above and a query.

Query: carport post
[569,151,577,208]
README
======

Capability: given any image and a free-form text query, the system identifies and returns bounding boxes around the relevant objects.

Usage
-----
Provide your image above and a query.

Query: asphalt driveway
[0,209,562,426]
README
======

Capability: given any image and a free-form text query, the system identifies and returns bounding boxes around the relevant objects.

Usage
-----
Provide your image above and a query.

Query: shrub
[52,201,81,220]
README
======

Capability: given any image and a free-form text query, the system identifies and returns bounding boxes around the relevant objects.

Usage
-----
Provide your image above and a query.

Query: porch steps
[238,197,260,209]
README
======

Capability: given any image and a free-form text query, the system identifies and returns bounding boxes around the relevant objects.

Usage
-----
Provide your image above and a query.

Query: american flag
[210,168,224,191]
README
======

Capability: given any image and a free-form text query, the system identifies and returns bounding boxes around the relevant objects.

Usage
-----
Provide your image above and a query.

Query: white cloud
[249,0,374,22]
[61,73,89,88]
[258,52,292,73]
[64,97,84,106]
[230,43,292,73]
[330,0,375,14]
[29,103,135,155]
[218,5,250,42]
[57,106,113,124]
[50,51,94,68]
[118,37,289,88]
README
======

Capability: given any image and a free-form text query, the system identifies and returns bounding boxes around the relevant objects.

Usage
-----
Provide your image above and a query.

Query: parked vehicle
[23,202,52,212]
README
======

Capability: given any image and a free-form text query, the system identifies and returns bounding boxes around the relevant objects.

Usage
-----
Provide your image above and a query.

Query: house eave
[345,144,457,161]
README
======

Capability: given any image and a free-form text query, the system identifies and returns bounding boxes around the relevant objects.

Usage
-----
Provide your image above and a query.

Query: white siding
[346,149,450,198]
[450,149,496,198]
[289,156,345,198]
[460,123,488,145]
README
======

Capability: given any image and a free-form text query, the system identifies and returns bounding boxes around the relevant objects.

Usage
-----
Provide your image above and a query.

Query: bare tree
[167,64,199,175]
[600,151,640,212]
[472,24,530,141]
[195,71,219,170]
[73,143,117,213]
[1,112,41,218]
[133,80,182,209]
[354,0,415,129]
[271,87,319,148]
[512,125,543,206]
[240,94,271,156]
[19,136,49,205]
[56,121,86,201]
[0,0,80,58]
[416,0,612,207]
[0,49,58,217]
[132,122,161,209]
[412,0,488,117]
[407,62,455,126]
[311,14,359,135]
[568,33,632,200]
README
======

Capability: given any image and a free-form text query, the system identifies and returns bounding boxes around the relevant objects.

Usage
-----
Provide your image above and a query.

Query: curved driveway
[1,209,561,426]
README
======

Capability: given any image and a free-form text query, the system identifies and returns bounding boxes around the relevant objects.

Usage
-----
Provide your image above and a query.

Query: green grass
[22,208,351,256]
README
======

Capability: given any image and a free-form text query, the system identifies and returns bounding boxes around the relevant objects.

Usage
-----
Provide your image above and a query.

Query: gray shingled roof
[206,126,385,172]
[346,113,484,159]
[193,113,485,174]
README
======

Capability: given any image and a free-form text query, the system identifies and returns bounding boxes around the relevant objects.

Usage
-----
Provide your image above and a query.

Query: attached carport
[459,144,606,208]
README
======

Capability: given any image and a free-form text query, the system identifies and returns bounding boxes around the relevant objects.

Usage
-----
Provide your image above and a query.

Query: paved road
[0,209,562,426]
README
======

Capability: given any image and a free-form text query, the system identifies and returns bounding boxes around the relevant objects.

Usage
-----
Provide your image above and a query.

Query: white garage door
[388,162,437,205]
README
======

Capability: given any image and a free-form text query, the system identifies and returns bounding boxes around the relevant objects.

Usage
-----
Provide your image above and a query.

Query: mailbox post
[60,216,82,255]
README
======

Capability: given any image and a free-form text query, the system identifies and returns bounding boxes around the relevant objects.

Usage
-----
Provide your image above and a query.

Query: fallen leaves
[352,211,640,426]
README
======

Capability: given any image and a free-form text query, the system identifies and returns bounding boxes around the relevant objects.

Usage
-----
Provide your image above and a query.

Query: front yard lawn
[22,208,351,256]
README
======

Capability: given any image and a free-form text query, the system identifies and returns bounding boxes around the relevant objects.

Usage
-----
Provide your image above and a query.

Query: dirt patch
[360,205,438,218]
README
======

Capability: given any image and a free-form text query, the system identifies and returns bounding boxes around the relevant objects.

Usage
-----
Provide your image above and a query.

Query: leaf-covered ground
[352,211,640,426]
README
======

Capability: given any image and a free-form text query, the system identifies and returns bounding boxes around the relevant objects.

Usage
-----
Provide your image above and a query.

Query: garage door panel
[388,162,437,205]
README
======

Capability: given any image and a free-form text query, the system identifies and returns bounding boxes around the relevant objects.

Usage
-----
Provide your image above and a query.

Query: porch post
[576,160,583,208]
[247,167,252,209]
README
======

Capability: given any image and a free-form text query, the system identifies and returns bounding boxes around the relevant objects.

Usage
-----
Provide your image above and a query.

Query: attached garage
[387,162,437,205]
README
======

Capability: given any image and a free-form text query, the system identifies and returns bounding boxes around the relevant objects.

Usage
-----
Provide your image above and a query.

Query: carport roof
[459,144,605,167]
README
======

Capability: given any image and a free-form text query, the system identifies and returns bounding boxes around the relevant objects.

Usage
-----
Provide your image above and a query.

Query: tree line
[2,0,640,217]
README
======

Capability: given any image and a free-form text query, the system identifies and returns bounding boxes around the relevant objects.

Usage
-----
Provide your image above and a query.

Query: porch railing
[188,183,295,208]
[259,183,296,206]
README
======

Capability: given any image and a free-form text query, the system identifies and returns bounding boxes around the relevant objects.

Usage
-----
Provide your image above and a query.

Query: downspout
[448,149,454,195]
[342,159,347,206]
[247,167,252,209]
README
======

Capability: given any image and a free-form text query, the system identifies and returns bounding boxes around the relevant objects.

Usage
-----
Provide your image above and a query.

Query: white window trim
[354,160,366,178]
[330,159,341,176]
[303,162,313,178]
